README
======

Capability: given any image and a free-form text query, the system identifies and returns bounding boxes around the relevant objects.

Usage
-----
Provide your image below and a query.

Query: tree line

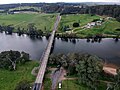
[61,5,120,22]
[0,23,51,38]
[9,8,39,14]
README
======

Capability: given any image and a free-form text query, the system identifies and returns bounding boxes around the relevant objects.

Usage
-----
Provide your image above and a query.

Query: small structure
[86,20,103,29]
[96,21,102,26]
[87,22,96,28]
[107,17,113,20]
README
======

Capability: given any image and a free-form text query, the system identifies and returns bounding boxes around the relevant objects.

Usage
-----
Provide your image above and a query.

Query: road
[51,69,60,90]
[32,15,61,90]
[51,67,64,90]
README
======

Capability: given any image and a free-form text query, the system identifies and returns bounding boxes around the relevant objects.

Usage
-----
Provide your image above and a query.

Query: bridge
[32,15,61,90]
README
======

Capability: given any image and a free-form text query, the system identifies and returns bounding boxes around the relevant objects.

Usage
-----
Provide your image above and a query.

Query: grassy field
[0,13,57,32]
[60,80,107,90]
[0,61,39,90]
[43,78,52,90]
[58,14,100,32]
[43,79,107,90]
[77,19,120,37]
[58,14,120,37]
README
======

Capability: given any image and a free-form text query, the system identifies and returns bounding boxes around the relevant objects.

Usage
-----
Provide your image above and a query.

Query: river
[0,32,120,66]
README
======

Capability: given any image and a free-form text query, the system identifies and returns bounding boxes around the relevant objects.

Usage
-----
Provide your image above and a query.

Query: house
[86,19,103,28]
[87,22,96,28]
[107,17,113,20]
[96,21,102,25]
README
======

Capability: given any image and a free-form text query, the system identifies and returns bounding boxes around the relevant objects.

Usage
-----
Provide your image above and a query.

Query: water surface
[0,32,120,66]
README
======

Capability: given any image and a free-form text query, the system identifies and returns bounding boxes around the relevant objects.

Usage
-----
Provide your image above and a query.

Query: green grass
[43,78,52,90]
[59,14,120,37]
[0,13,57,32]
[58,14,100,32]
[78,19,120,37]
[0,61,39,90]
[43,79,107,90]
[60,80,89,90]
[59,80,107,90]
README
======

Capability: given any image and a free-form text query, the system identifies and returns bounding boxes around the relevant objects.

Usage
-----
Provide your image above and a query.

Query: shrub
[116,16,120,22]
[73,22,79,27]
[15,80,31,90]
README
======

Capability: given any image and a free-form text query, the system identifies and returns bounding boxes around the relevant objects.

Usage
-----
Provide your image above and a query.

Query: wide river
[0,32,120,66]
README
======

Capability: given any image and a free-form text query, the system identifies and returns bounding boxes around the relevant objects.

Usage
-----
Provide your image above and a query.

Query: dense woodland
[88,5,120,20]
[61,5,120,22]
[0,50,29,70]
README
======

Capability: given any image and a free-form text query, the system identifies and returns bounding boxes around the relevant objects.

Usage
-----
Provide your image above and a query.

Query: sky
[0,0,120,4]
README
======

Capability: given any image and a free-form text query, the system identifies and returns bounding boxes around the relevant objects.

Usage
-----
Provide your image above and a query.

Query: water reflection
[0,32,48,60]
[0,32,120,66]
[86,37,102,43]
[53,38,120,66]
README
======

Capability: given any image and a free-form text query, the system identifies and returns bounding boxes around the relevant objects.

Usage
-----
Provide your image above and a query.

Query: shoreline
[1,32,120,39]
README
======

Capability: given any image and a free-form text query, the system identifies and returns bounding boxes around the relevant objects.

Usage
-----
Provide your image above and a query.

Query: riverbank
[1,30,119,40]
[56,32,120,39]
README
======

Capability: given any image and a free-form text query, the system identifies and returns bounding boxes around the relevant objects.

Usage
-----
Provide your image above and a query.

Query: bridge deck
[33,15,60,90]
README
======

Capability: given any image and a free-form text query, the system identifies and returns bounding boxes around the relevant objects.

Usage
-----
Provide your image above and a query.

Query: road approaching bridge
[33,15,61,90]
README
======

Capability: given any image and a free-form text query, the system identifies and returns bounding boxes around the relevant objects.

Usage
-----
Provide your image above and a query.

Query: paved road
[51,67,63,90]
[32,15,61,90]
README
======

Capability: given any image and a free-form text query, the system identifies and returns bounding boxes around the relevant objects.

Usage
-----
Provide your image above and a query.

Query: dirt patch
[31,66,39,76]
[103,66,117,75]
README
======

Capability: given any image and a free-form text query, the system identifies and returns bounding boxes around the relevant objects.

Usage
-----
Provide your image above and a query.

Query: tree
[4,25,14,34]
[27,23,36,36]
[17,27,24,35]
[17,52,30,64]
[113,69,120,90]
[0,50,21,70]
[0,50,30,70]
[106,69,120,90]
[63,25,70,31]
[116,16,120,22]
[36,29,43,36]
[76,54,103,89]
[0,25,3,32]
[49,53,103,89]
[73,22,79,27]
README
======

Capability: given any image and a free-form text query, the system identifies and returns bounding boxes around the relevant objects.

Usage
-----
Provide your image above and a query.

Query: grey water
[0,32,120,66]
